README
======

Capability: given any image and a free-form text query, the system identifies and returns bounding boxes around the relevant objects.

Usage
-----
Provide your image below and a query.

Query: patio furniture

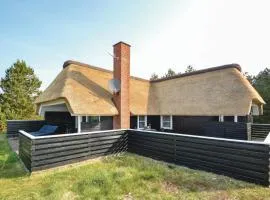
[30,125,58,136]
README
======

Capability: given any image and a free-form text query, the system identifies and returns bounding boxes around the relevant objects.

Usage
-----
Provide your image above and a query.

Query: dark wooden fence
[128,130,270,186]
[18,128,270,186]
[251,124,270,141]
[7,120,45,137]
[19,130,127,171]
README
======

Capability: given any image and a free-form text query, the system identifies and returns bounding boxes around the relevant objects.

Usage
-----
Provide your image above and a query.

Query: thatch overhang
[36,61,265,116]
[144,65,265,116]
[35,62,119,116]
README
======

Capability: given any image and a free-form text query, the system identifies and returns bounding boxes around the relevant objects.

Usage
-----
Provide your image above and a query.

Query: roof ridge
[63,60,149,82]
[150,64,242,83]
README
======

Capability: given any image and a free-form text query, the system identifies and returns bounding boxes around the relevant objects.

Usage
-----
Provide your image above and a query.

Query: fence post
[247,123,252,141]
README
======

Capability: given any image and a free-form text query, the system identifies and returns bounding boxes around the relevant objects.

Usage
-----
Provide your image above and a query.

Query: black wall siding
[172,116,219,135]
[19,130,127,171]
[130,116,137,129]
[128,130,270,186]
[130,116,248,140]
[7,120,46,137]
[147,116,160,130]
[172,116,248,140]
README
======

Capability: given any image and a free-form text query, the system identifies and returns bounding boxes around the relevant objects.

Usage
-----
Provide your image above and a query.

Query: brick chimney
[113,41,130,129]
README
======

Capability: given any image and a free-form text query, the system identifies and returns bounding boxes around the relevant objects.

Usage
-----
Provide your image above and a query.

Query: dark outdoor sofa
[30,125,58,136]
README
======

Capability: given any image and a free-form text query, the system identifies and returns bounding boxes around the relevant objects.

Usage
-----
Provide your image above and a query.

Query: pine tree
[0,60,42,125]
[185,65,196,73]
[164,68,176,78]
[150,73,159,80]
[253,68,270,123]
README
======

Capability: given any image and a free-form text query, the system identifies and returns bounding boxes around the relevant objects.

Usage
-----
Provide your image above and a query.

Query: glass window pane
[139,116,145,121]
[139,122,145,128]
[90,116,99,123]
[163,121,170,128]
[163,116,170,122]
[82,116,86,123]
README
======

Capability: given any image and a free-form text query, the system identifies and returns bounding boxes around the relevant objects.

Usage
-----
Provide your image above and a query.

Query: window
[160,115,173,129]
[137,116,147,129]
[88,116,100,123]
[251,104,260,116]
[221,116,238,123]
[219,115,224,122]
[82,116,100,123]
[82,116,87,123]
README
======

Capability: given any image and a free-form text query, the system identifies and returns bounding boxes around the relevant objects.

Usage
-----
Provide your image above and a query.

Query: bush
[0,112,6,132]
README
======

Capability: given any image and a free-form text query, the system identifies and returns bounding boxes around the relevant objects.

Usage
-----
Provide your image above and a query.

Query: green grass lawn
[0,133,269,200]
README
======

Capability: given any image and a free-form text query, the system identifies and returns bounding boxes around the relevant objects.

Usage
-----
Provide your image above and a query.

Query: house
[35,41,265,137]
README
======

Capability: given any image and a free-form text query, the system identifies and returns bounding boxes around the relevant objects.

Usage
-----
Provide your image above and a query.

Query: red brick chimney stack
[113,41,130,129]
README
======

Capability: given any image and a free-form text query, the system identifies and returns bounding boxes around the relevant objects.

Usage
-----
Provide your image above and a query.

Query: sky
[1,0,270,90]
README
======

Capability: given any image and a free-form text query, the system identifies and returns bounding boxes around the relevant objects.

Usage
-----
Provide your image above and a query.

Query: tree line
[150,65,196,80]
[245,69,270,123]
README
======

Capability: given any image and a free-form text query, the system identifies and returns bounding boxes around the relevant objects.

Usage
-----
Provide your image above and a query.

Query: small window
[161,115,173,129]
[219,115,224,122]
[82,116,87,123]
[251,104,260,116]
[87,116,100,123]
[89,116,100,123]
[137,116,147,129]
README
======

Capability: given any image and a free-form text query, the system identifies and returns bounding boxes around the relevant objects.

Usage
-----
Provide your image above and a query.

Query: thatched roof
[36,61,265,116]
[146,65,265,116]
[36,61,150,116]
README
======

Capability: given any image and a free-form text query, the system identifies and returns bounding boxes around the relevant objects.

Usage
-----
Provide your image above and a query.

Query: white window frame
[219,115,224,122]
[77,116,82,133]
[160,115,173,130]
[234,115,238,123]
[137,115,147,129]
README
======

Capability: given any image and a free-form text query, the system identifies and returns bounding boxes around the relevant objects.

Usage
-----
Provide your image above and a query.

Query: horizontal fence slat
[7,120,46,137]
[128,130,270,186]
[18,127,270,186]
[18,130,127,171]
